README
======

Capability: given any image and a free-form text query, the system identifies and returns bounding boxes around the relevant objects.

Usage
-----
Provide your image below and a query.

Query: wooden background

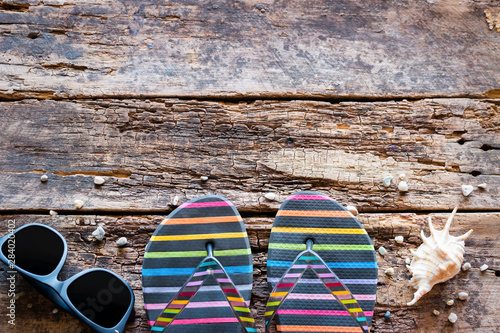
[0,0,499,332]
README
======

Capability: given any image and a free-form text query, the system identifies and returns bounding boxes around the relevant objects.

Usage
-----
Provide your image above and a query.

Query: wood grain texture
[0,0,499,99]
[0,98,499,212]
[1,1,499,332]
[0,213,498,332]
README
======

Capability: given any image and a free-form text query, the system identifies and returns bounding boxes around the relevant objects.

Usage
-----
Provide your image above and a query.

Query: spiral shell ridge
[407,206,473,306]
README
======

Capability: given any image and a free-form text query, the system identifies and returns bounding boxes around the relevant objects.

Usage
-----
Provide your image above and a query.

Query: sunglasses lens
[67,270,132,328]
[1,225,64,275]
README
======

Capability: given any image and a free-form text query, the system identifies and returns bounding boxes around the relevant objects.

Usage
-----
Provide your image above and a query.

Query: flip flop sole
[143,195,253,333]
[267,191,377,333]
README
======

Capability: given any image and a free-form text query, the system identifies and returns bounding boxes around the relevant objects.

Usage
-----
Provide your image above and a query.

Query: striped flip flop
[266,191,377,333]
[142,195,255,333]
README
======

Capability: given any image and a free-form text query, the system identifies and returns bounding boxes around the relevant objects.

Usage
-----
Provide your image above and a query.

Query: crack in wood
[52,169,132,178]
[0,93,494,103]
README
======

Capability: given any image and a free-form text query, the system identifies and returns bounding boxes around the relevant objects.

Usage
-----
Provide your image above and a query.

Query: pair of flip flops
[142,191,377,333]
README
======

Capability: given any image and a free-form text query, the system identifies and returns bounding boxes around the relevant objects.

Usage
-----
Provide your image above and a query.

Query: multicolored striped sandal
[266,191,377,333]
[142,195,255,333]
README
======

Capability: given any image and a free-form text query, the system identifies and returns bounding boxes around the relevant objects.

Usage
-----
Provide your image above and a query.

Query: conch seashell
[407,206,473,305]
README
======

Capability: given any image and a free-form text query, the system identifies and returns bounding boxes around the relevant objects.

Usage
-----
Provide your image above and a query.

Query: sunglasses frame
[0,223,135,333]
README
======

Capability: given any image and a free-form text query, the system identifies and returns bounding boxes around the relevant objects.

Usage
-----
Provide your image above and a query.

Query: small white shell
[477,183,486,189]
[462,262,471,271]
[346,205,358,216]
[448,312,457,324]
[406,207,473,306]
[395,236,404,244]
[383,176,393,187]
[94,176,105,185]
[378,246,387,256]
[74,199,84,209]
[433,309,440,316]
[40,174,48,182]
[480,264,488,271]
[385,267,394,276]
[13,292,24,300]
[200,176,209,181]
[405,257,411,264]
[398,181,408,192]
[446,299,454,306]
[116,237,128,247]
[92,226,105,241]
[462,185,473,196]
[52,308,59,314]
[458,292,468,300]
[49,210,58,216]
[172,195,180,206]
[264,192,276,201]
[399,173,406,180]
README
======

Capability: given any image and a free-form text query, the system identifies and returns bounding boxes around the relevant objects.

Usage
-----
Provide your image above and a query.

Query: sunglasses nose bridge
[24,275,75,314]
[25,273,62,290]
[46,275,64,292]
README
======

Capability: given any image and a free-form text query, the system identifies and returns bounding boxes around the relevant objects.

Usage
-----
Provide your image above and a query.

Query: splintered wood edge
[0,1,498,98]
[0,98,499,212]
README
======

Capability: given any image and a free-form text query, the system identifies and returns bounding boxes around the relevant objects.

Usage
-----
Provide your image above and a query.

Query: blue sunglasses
[0,223,135,333]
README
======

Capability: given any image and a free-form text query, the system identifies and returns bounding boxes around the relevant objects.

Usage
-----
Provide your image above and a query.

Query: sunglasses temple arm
[0,235,10,265]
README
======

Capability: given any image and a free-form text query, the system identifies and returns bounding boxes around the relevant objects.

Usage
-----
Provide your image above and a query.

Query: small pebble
[383,176,393,187]
[458,292,469,300]
[385,267,394,276]
[399,173,406,180]
[433,309,440,316]
[40,174,48,182]
[394,236,404,244]
[92,226,105,241]
[172,195,180,206]
[462,262,471,271]
[200,176,209,181]
[346,205,358,216]
[378,246,387,256]
[477,183,486,189]
[52,308,59,314]
[384,311,391,320]
[398,181,408,192]
[405,257,411,264]
[49,210,58,216]
[94,176,105,185]
[116,237,128,247]
[27,303,33,309]
[446,299,454,306]
[448,312,457,324]
[480,264,488,271]
[74,199,84,209]
[461,184,473,197]
[264,192,276,201]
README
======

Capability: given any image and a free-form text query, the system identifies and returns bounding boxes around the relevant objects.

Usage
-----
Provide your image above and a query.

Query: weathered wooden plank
[0,0,499,99]
[0,212,498,332]
[0,98,499,212]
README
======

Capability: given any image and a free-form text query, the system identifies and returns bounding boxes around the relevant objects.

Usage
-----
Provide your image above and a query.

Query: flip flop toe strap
[265,240,370,333]
[151,244,256,332]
